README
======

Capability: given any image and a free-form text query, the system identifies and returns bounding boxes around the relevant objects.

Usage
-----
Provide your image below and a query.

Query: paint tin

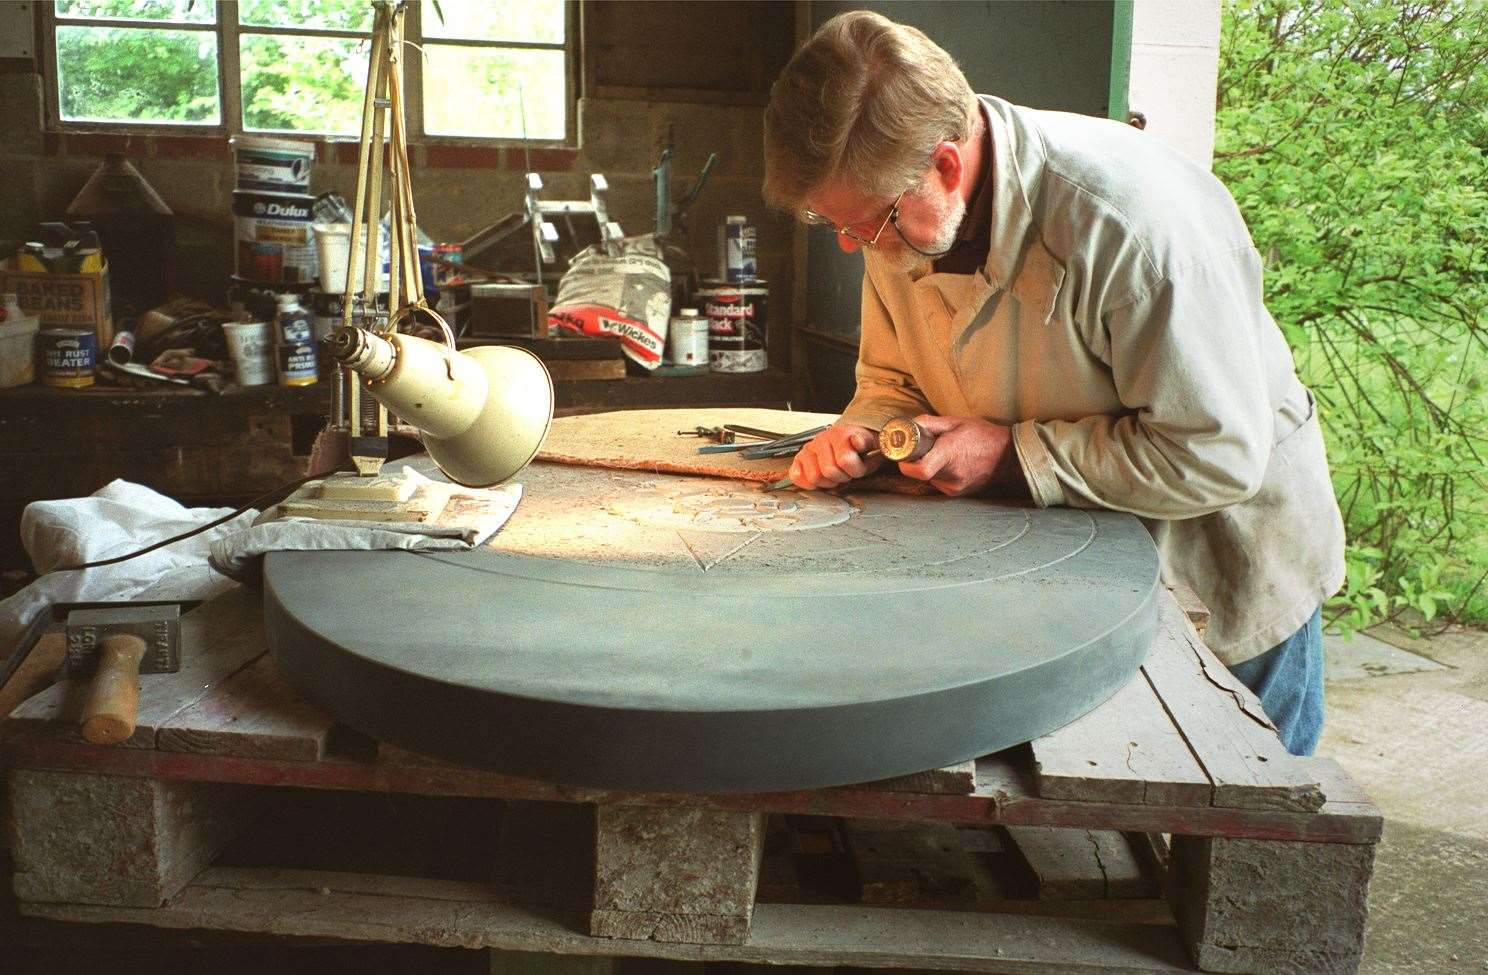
[720,215,757,282]
[39,327,96,387]
[666,307,710,368]
[274,293,319,386]
[230,134,314,192]
[233,189,319,285]
[697,280,768,373]
[107,329,135,365]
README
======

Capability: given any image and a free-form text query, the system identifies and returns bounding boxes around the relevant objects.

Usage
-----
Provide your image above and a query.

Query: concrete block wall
[0,1,796,362]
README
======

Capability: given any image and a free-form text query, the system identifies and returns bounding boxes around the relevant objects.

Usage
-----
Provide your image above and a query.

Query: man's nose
[836,232,862,254]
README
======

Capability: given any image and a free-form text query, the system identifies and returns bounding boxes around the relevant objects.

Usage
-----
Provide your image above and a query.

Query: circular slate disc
[264,460,1160,793]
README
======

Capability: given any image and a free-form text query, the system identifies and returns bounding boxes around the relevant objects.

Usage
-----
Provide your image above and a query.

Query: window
[44,0,572,141]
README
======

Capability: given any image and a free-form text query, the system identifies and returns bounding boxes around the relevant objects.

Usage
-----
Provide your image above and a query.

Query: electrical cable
[47,465,353,575]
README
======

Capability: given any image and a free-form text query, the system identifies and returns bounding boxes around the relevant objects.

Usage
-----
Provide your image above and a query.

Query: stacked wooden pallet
[0,587,1380,974]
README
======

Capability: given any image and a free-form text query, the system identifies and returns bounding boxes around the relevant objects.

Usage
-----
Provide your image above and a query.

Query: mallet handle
[80,633,147,745]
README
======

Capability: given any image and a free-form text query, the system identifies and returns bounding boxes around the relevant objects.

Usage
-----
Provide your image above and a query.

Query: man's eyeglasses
[801,188,909,246]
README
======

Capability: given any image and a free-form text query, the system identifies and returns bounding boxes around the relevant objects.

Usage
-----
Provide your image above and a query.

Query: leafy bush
[1216,0,1488,630]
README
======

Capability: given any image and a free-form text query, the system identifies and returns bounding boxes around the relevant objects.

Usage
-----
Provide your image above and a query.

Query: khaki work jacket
[840,95,1345,665]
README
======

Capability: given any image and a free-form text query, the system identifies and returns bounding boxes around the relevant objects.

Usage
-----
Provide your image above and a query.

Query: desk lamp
[319,1,552,499]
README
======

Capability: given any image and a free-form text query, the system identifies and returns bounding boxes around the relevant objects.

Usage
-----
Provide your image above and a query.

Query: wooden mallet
[65,604,181,745]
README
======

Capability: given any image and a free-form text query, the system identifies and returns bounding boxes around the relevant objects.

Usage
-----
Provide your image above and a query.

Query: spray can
[274,293,319,386]
[721,215,757,282]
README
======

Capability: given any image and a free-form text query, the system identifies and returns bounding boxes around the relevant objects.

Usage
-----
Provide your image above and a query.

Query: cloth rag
[0,475,522,656]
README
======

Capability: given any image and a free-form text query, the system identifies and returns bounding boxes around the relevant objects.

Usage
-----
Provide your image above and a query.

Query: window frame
[38,0,577,146]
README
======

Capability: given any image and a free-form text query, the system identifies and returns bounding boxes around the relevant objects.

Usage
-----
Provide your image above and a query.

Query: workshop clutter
[230,135,319,288]
[1,219,114,389]
[0,293,39,388]
[64,153,173,315]
[1,221,114,349]
[549,235,672,370]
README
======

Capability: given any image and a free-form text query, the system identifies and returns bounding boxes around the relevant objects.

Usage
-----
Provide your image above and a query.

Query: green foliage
[52,0,567,137]
[57,24,218,122]
[1216,0,1488,631]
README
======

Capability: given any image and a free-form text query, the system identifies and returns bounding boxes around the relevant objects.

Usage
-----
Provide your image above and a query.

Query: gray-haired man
[764,11,1344,755]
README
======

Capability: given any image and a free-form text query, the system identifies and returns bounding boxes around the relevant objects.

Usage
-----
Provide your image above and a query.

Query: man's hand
[787,422,885,489]
[897,415,1024,498]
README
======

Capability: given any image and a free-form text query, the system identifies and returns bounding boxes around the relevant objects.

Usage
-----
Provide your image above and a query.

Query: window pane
[56,0,213,24]
[241,34,368,134]
[423,46,565,139]
[239,0,373,33]
[57,25,219,123]
[421,0,564,44]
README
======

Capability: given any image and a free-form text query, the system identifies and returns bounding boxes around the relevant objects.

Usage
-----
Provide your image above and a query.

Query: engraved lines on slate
[675,529,763,572]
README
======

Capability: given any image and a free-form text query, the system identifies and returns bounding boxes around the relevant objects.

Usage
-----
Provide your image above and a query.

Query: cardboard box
[1,258,114,347]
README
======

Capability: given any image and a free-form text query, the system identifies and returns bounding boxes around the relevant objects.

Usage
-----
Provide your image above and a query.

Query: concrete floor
[1319,622,1488,974]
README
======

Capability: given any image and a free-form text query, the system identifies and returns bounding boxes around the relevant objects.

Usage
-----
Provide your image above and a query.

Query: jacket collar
[980,94,1045,290]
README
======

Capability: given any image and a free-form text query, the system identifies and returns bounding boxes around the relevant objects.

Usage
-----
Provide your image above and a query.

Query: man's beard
[878,189,967,275]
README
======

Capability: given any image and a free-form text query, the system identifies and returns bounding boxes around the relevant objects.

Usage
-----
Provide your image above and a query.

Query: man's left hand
[897,415,1022,497]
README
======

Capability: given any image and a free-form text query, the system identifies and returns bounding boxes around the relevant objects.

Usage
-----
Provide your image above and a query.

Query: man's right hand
[786,423,885,489]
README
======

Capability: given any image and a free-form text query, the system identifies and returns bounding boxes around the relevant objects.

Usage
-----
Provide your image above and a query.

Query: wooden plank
[1004,827,1156,901]
[0,735,1383,844]
[21,866,1197,974]
[862,760,978,795]
[0,631,66,719]
[5,587,268,749]
[1166,583,1209,636]
[544,360,627,382]
[1140,600,1325,813]
[156,654,336,762]
[1032,651,1213,807]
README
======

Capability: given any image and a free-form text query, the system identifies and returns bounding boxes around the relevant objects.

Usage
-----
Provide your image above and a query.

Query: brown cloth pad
[535,408,933,495]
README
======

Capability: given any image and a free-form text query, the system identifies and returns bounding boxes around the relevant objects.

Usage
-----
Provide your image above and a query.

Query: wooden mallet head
[65,604,181,745]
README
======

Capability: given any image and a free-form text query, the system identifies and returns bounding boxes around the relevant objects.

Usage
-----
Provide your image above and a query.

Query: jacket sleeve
[839,266,932,430]
[1012,249,1279,519]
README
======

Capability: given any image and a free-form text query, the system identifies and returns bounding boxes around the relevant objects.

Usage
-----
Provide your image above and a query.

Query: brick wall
[0,1,798,362]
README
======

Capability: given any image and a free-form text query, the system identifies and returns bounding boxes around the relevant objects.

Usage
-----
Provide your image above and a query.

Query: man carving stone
[764,11,1344,754]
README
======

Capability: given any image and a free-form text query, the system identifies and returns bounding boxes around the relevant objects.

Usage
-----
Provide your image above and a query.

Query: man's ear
[929,141,963,194]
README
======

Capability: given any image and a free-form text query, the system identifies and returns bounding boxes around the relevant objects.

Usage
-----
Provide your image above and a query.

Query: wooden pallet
[0,587,1380,974]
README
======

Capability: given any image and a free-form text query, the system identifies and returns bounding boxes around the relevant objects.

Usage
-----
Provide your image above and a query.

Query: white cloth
[0,480,247,653]
[1,477,523,655]
[208,482,521,580]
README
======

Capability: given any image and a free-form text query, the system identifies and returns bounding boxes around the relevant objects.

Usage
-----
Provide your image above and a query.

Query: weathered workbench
[1,581,1380,974]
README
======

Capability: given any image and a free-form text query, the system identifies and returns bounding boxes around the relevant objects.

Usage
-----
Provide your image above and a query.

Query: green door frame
[1108,0,1134,121]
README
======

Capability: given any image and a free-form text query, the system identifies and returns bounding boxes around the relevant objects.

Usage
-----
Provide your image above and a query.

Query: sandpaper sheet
[535,407,932,494]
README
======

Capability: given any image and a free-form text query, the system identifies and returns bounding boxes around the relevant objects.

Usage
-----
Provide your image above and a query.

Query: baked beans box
[0,257,114,348]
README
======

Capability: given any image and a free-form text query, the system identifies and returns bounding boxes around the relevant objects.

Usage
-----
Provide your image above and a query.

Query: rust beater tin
[40,328,96,387]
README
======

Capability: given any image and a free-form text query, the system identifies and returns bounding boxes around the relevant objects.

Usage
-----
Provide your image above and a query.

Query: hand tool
[680,424,790,446]
[723,424,791,440]
[763,417,937,491]
[677,425,735,443]
[65,604,182,745]
[699,424,830,457]
[877,416,937,463]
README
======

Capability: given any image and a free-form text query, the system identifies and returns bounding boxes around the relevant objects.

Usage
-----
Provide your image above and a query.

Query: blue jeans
[1227,608,1324,756]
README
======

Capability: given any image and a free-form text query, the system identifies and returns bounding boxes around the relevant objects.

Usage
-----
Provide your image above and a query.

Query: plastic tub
[0,315,39,388]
